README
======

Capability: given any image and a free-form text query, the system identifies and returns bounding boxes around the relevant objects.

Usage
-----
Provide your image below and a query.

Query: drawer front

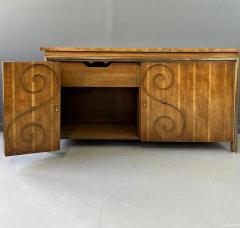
[61,62,139,87]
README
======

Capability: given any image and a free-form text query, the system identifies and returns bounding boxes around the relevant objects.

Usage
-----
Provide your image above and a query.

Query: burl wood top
[40,47,240,53]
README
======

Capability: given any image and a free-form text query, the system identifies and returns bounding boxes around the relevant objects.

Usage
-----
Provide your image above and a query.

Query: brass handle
[142,101,147,108]
[31,106,36,111]
[55,105,59,112]
[160,99,167,104]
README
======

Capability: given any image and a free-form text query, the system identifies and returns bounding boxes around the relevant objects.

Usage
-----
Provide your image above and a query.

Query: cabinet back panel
[61,87,138,124]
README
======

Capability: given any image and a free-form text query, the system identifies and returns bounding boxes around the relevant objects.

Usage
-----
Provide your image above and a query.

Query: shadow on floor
[61,139,230,151]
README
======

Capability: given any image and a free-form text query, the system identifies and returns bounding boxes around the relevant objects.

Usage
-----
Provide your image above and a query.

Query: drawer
[61,62,139,87]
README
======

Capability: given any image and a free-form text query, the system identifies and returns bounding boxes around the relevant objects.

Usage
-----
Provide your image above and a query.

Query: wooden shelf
[61,122,139,140]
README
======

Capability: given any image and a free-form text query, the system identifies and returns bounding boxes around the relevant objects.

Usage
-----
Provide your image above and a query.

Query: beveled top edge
[170,48,240,53]
[40,47,240,53]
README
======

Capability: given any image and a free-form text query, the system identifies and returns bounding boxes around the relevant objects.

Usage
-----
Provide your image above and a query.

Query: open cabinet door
[3,62,61,156]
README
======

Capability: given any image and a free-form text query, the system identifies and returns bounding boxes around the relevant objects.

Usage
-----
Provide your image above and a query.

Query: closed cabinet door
[3,62,61,156]
[141,61,236,142]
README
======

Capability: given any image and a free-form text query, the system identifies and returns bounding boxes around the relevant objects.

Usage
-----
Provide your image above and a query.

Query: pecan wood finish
[2,48,240,155]
[3,62,61,155]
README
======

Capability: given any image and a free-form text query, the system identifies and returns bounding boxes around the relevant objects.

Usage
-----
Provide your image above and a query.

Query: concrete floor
[0,133,240,228]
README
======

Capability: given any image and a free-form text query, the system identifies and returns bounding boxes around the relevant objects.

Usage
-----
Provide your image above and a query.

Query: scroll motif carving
[153,101,185,139]
[143,64,185,139]
[6,64,59,153]
[142,64,175,100]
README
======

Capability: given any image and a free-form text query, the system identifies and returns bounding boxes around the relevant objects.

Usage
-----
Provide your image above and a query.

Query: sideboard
[2,47,240,156]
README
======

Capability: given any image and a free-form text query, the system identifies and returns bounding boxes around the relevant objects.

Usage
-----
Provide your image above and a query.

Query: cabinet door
[3,62,61,156]
[141,61,235,142]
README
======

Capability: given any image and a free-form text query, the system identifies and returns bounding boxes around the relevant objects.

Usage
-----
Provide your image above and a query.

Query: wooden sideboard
[2,47,240,156]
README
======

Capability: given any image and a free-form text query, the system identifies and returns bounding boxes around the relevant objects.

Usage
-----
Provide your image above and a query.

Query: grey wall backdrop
[0,0,240,128]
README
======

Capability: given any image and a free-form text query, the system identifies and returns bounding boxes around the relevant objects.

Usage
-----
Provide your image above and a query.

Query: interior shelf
[61,87,139,140]
[61,122,139,140]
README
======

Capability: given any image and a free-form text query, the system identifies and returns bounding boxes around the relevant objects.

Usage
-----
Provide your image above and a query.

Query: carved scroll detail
[143,64,185,139]
[143,64,175,101]
[153,101,185,139]
[6,64,59,154]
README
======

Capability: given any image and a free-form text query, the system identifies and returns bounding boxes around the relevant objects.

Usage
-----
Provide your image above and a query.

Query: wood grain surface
[61,62,139,87]
[3,48,239,155]
[41,47,240,61]
[141,61,236,145]
[40,47,240,53]
[3,62,61,156]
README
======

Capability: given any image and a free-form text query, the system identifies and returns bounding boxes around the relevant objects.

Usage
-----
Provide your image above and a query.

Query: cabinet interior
[61,87,139,139]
